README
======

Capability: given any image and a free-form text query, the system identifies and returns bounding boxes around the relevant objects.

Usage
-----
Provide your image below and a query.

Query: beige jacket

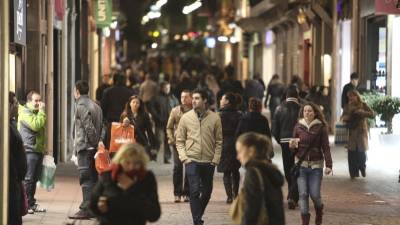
[166,105,191,145]
[176,109,223,164]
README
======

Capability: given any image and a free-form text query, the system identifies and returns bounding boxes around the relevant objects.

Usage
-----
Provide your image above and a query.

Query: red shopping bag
[95,144,110,174]
[109,122,136,153]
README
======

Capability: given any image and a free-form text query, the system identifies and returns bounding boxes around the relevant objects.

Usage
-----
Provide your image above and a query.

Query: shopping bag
[39,155,56,191]
[109,122,136,153]
[335,122,349,144]
[95,144,110,174]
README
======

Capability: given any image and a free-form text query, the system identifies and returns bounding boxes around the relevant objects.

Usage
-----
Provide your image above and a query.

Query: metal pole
[332,0,338,133]
[0,0,10,223]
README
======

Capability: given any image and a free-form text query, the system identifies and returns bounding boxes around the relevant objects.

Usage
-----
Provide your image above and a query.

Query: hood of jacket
[298,118,322,131]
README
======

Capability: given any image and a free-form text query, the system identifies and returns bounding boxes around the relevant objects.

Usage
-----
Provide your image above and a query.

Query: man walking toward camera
[176,88,223,225]
[18,91,47,214]
[69,80,103,220]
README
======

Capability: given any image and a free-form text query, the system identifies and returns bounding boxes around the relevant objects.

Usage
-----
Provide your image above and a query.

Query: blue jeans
[297,167,323,215]
[25,152,44,207]
[185,162,215,225]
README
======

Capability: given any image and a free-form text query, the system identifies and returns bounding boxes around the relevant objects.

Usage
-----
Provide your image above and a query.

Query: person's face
[162,84,171,94]
[9,97,18,119]
[121,159,142,173]
[348,93,358,103]
[220,95,229,108]
[102,75,110,84]
[303,105,316,122]
[192,93,206,110]
[130,98,140,113]
[29,93,41,109]
[181,92,192,107]
[236,142,254,165]
[351,79,359,86]
[73,87,80,100]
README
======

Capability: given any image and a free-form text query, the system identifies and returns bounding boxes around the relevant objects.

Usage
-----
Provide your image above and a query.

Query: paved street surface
[24,135,400,225]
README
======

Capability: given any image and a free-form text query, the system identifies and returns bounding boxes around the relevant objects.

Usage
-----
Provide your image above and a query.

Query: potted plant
[372,96,400,134]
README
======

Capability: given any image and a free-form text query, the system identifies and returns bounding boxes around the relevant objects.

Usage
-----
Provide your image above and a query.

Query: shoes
[183,196,190,202]
[288,199,297,210]
[360,168,366,177]
[226,197,233,204]
[29,204,46,214]
[174,196,181,203]
[68,210,93,220]
[27,208,34,214]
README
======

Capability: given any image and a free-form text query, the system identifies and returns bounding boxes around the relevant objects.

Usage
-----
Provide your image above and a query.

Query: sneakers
[68,210,93,220]
[174,196,181,203]
[28,204,47,214]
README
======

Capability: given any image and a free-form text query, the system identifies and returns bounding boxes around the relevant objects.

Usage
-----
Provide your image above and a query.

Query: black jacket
[90,171,161,225]
[236,112,272,138]
[217,107,242,172]
[126,113,158,149]
[242,160,285,225]
[148,93,179,127]
[272,99,300,143]
[101,85,135,123]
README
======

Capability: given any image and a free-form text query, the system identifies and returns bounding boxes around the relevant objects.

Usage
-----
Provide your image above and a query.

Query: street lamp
[182,0,202,15]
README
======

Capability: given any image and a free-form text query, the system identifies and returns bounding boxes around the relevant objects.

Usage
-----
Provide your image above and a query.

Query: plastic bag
[39,155,56,191]
[95,143,110,174]
[109,122,136,153]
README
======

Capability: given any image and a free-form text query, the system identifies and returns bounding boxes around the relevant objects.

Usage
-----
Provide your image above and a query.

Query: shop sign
[375,0,400,15]
[95,0,112,28]
[13,0,26,46]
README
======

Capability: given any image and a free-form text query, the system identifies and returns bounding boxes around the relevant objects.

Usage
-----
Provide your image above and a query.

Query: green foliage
[362,92,400,122]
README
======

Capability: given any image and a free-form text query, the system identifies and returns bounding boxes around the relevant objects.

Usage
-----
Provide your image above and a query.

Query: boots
[301,213,310,225]
[315,204,324,225]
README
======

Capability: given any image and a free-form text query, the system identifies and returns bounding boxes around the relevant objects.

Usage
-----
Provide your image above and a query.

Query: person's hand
[183,159,192,165]
[117,173,136,190]
[98,141,105,148]
[289,138,299,149]
[325,168,333,175]
[98,196,108,213]
[122,117,130,128]
[38,101,45,110]
[210,162,217,166]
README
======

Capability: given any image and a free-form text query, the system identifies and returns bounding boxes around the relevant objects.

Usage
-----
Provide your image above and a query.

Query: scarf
[109,163,148,182]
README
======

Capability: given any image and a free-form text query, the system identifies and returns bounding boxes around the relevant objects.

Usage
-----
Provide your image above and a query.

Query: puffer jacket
[292,119,332,169]
[18,104,46,153]
[176,109,223,164]
[74,95,103,152]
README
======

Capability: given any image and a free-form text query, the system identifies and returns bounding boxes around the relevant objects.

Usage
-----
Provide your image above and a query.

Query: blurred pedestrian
[290,102,332,225]
[148,81,179,163]
[18,90,47,214]
[243,78,265,106]
[272,86,301,209]
[235,132,285,225]
[69,80,103,220]
[218,92,242,204]
[166,90,193,203]
[341,90,374,179]
[90,143,161,225]
[176,88,223,225]
[120,96,159,160]
[9,91,27,225]
[341,72,359,108]
[96,74,111,103]
[139,73,159,108]
[265,74,285,118]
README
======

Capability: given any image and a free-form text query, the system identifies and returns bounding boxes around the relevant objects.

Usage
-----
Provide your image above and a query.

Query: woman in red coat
[290,102,332,225]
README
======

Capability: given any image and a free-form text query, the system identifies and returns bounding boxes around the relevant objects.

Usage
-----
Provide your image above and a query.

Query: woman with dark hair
[234,132,285,225]
[218,92,242,204]
[290,102,332,225]
[120,95,158,160]
[341,90,374,179]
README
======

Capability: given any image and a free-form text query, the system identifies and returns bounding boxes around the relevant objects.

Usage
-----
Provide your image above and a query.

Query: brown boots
[315,204,324,225]
[301,213,310,225]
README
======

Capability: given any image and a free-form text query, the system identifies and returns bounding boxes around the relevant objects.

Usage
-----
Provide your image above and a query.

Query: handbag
[230,167,268,225]
[109,122,136,153]
[95,144,111,173]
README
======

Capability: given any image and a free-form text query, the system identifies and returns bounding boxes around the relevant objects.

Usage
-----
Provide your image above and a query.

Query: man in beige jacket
[166,89,192,203]
[176,88,223,225]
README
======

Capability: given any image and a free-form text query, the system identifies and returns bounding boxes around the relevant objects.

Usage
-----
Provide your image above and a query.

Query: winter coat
[341,102,374,151]
[241,160,285,225]
[73,95,103,152]
[236,112,272,138]
[292,119,332,169]
[244,79,265,101]
[101,85,135,123]
[148,93,179,128]
[217,107,242,172]
[176,109,223,164]
[90,171,161,225]
[96,83,111,102]
[121,112,158,149]
[272,98,301,144]
[139,80,158,103]
[166,105,192,145]
[266,83,285,115]
[18,104,46,153]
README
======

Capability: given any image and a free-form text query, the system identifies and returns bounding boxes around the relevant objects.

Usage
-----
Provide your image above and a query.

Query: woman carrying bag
[290,102,332,225]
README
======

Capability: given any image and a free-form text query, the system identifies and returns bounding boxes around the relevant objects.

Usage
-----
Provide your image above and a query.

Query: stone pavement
[23,139,400,225]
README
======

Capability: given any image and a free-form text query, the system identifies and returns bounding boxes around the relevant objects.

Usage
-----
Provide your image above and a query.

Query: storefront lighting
[182,34,189,41]
[206,37,216,48]
[161,29,168,35]
[148,11,161,19]
[174,34,181,40]
[142,15,150,25]
[110,21,118,29]
[151,43,158,49]
[228,23,237,29]
[153,31,160,38]
[229,36,238,44]
[151,0,168,11]
[182,0,202,15]
[217,36,228,42]
[103,27,111,37]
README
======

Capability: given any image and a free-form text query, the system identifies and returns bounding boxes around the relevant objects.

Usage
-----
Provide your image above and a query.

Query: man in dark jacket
[69,80,103,220]
[272,86,301,209]
[341,72,359,108]
[95,74,111,103]
[149,81,179,163]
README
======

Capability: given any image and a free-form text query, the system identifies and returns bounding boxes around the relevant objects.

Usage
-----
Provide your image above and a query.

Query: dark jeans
[77,149,98,212]
[25,152,44,207]
[172,145,189,196]
[223,170,240,199]
[281,143,299,202]
[185,162,215,225]
[156,126,171,161]
[348,149,367,178]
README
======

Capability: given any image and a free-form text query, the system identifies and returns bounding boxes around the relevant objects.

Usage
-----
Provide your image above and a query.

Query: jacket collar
[286,98,299,104]
[76,95,90,103]
[298,118,322,130]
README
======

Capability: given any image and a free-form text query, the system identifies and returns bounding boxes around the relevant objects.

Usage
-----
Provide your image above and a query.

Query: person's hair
[350,72,359,80]
[9,91,16,105]
[272,74,279,80]
[192,88,208,102]
[237,132,273,160]
[222,92,239,109]
[120,95,146,122]
[111,143,149,169]
[75,80,89,95]
[286,85,299,98]
[181,89,192,96]
[160,81,170,89]
[346,89,362,103]
[26,90,40,102]
[113,73,126,85]
[299,102,327,125]
[248,97,262,112]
